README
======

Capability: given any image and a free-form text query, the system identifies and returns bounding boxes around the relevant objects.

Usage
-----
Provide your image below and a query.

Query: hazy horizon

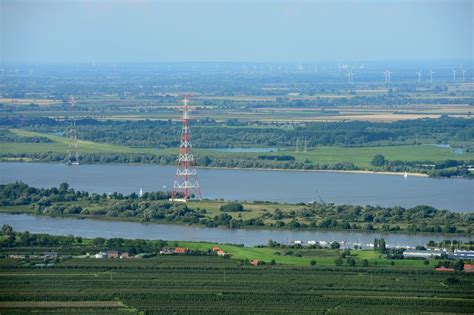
[1,0,473,64]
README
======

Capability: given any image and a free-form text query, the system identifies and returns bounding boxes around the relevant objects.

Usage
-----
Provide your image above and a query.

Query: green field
[177,241,438,268]
[3,128,473,170]
[5,129,155,154]
[0,255,473,314]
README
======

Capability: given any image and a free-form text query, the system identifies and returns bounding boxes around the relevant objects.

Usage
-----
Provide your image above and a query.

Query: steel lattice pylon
[171,97,202,201]
[67,96,79,165]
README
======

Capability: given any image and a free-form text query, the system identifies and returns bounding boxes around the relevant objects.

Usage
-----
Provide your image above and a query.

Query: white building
[95,252,107,259]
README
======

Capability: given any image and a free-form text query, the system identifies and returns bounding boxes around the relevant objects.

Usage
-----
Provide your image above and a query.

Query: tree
[220,202,244,212]
[379,238,386,253]
[453,259,464,271]
[371,154,386,167]
[335,257,343,266]
[330,241,340,249]
[347,257,356,267]
[2,224,13,236]
[362,259,369,267]
[58,182,69,194]
[310,259,317,266]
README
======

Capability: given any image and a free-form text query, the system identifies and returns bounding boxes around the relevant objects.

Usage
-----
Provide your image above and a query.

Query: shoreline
[0,159,430,177]
[198,165,429,177]
[0,211,471,239]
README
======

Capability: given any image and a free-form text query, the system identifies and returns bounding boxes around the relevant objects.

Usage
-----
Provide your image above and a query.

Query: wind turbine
[297,61,303,72]
[452,69,457,82]
[429,69,434,83]
[416,70,422,83]
[460,65,468,82]
[384,70,392,84]
[347,68,354,84]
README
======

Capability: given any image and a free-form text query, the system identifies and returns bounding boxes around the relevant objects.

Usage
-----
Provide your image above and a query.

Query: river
[0,162,472,212]
[1,213,470,247]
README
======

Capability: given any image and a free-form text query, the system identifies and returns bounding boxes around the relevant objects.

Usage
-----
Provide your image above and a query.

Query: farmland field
[0,255,473,314]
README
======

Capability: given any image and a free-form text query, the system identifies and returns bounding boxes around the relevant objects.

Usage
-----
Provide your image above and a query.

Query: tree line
[1,182,472,235]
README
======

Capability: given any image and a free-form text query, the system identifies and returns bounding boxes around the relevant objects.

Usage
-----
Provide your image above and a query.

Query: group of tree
[1,183,472,234]
[2,116,472,149]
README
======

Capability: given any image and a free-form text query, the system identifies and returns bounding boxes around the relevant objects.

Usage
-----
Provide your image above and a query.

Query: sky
[1,0,473,63]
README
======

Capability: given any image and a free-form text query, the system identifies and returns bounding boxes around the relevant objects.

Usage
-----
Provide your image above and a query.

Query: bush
[371,154,386,167]
[220,202,244,212]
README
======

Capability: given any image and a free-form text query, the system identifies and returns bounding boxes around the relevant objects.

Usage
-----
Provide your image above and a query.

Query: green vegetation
[1,182,473,235]
[1,125,473,177]
[0,230,473,314]
[1,116,473,178]
[220,202,244,212]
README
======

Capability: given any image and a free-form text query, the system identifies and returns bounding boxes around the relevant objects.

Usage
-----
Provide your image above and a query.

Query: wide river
[1,213,471,247]
[0,162,472,212]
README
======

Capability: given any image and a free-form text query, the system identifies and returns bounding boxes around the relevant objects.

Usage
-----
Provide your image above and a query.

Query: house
[217,250,227,257]
[250,259,260,266]
[120,252,129,259]
[435,266,455,272]
[212,246,221,252]
[174,247,189,254]
[463,264,474,272]
[106,250,119,259]
[95,252,106,259]
[160,247,174,255]
[307,240,317,246]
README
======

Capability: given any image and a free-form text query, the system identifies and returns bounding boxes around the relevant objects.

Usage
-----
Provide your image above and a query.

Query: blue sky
[1,0,472,63]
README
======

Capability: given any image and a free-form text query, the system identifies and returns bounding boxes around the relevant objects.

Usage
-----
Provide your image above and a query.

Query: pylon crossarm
[176,169,197,176]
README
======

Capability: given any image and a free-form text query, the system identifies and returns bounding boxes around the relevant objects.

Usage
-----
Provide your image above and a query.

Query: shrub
[220,202,244,212]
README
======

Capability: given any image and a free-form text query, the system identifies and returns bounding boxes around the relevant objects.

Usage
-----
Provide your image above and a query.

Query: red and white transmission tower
[171,97,202,201]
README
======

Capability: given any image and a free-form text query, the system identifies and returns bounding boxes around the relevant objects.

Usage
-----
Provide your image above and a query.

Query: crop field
[0,256,473,314]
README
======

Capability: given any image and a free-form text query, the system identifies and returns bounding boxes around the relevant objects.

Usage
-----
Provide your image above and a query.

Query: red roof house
[174,247,189,254]
[435,266,455,272]
[106,251,119,259]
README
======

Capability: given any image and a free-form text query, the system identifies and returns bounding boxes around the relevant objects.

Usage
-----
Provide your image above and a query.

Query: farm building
[174,247,189,254]
[435,266,455,272]
[160,247,173,255]
[95,252,106,259]
[160,247,189,255]
[250,259,260,266]
[106,251,119,259]
[403,250,446,259]
[463,264,474,272]
[449,250,474,260]
[120,252,129,259]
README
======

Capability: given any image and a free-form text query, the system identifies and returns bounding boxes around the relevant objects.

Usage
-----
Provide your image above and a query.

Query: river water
[0,213,470,247]
[0,163,472,212]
